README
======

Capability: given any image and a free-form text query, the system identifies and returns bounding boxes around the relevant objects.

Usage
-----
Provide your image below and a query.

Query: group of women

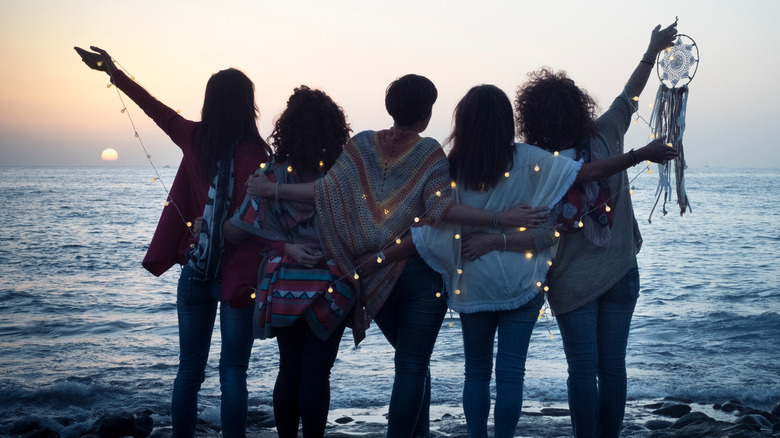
[75,19,678,438]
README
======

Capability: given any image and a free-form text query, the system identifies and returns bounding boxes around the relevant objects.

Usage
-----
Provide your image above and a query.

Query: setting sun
[101,148,118,161]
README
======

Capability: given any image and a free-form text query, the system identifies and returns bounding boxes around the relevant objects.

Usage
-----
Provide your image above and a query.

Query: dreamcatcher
[648,28,699,222]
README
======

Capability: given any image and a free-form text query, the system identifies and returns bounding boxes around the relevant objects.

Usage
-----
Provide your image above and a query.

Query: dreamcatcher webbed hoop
[648,30,699,222]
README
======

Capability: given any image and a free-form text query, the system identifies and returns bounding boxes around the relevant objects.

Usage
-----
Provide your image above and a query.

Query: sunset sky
[1,0,778,168]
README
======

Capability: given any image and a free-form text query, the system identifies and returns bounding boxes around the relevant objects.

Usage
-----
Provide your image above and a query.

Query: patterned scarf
[557,137,613,246]
[188,151,235,280]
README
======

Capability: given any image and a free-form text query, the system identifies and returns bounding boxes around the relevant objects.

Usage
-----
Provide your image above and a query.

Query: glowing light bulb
[450,181,457,189]
[97,61,103,67]
[414,217,420,223]
[648,169,652,174]
[164,201,170,206]
[396,238,402,244]
[518,227,526,232]
[525,252,533,259]
[362,194,367,199]
[666,47,671,52]
[190,243,195,249]
[319,160,324,167]
[538,315,543,320]
[287,165,293,172]
[176,109,181,114]
[534,165,540,172]
[328,287,334,293]
[455,289,461,295]
[536,281,542,287]
[554,231,560,238]
[250,292,256,299]
[669,55,675,61]
[544,286,549,292]
[578,220,584,228]
[384,209,390,215]
[130,76,135,81]
[504,172,510,177]
[457,269,463,275]
[553,151,559,156]
[454,234,460,240]
[649,133,655,139]
[667,142,674,147]
[151,177,157,182]
[436,292,442,298]
[259,163,266,169]
[449,322,454,327]
[630,190,635,195]
[377,256,383,263]
[549,334,554,339]
[120,108,126,113]
[632,96,639,101]
[547,260,552,267]
[186,221,193,227]
[605,206,611,212]
[633,119,638,124]
[353,272,359,280]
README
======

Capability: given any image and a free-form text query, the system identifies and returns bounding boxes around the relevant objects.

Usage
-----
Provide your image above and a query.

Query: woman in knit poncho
[248,74,548,438]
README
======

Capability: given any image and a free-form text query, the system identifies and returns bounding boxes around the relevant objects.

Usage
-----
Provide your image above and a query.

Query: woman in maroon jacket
[75,46,271,438]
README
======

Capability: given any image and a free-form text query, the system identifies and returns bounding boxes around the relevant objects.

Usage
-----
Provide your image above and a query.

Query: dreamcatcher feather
[648,32,699,222]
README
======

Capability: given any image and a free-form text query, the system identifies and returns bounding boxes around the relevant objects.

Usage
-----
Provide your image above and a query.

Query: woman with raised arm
[511,22,679,438]
[411,83,676,437]
[75,46,271,438]
[247,74,548,437]
[226,86,352,438]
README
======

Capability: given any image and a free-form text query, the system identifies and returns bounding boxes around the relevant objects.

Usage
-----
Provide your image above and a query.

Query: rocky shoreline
[5,397,779,437]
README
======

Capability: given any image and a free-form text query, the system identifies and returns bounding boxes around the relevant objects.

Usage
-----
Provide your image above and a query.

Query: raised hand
[74,46,117,74]
[636,139,679,164]
[648,20,678,57]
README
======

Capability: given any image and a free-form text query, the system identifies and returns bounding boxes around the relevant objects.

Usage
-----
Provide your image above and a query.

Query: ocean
[0,166,778,435]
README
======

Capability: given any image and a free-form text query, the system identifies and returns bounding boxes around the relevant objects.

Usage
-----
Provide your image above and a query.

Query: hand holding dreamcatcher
[648,18,699,222]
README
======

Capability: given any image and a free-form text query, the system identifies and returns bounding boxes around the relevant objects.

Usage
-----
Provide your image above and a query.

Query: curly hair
[447,84,515,191]
[270,85,351,174]
[514,67,598,152]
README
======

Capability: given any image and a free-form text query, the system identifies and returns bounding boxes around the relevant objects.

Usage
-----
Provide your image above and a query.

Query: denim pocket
[608,267,640,302]
[178,265,222,306]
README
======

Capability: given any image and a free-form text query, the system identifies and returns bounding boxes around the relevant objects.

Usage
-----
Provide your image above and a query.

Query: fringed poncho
[314,129,454,342]
[412,143,581,313]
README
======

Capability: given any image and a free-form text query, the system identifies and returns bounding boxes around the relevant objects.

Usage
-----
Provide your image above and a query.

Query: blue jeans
[460,292,544,438]
[172,265,255,438]
[373,255,447,438]
[555,268,639,438]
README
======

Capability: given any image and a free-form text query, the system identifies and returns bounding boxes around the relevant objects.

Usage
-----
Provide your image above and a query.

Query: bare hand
[74,46,117,74]
[636,139,679,164]
[461,232,499,261]
[648,20,678,56]
[285,243,324,268]
[246,172,273,197]
[354,251,382,277]
[500,204,550,228]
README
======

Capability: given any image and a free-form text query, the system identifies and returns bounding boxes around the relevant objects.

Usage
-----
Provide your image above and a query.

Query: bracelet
[274,181,280,201]
[628,149,639,166]
[491,210,499,229]
[501,233,507,251]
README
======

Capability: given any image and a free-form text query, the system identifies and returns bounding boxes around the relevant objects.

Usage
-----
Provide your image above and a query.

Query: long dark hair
[196,68,270,179]
[447,84,515,191]
[270,85,350,174]
[514,67,597,152]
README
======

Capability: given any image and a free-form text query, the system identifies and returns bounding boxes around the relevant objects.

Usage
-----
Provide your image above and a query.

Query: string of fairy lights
[101,54,669,338]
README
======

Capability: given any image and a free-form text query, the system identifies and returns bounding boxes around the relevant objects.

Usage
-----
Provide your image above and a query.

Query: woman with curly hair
[227,86,351,437]
[513,22,678,438]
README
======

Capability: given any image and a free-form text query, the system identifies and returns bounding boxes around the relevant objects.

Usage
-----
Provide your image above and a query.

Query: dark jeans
[460,292,545,438]
[273,318,346,438]
[556,268,640,438]
[374,255,448,438]
[172,265,255,438]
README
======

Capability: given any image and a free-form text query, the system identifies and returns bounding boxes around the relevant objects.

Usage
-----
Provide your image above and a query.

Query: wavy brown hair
[270,86,350,174]
[447,84,515,191]
[514,67,598,151]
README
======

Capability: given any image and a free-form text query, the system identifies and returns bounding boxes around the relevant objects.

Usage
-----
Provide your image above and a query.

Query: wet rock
[671,412,713,429]
[82,413,153,438]
[720,400,744,413]
[540,408,570,417]
[771,401,780,417]
[652,403,692,418]
[645,419,673,430]
[247,410,275,428]
[663,396,693,404]
[334,416,353,424]
[22,428,60,438]
[734,414,773,430]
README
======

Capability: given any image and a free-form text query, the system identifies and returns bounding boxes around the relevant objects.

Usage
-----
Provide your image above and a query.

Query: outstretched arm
[626,21,678,95]
[246,172,315,203]
[575,138,678,183]
[74,46,118,75]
